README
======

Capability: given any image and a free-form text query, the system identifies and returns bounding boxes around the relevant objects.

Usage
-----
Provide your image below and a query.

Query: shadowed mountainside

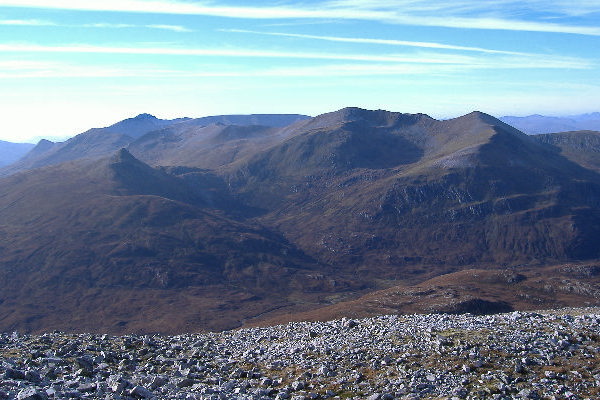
[0,108,599,333]
[531,130,600,172]
[0,149,355,333]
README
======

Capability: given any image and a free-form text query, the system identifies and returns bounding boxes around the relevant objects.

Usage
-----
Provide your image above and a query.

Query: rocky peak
[133,113,158,120]
[110,148,137,165]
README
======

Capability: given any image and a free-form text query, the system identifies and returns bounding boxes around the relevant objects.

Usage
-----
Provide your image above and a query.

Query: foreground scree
[1,308,599,399]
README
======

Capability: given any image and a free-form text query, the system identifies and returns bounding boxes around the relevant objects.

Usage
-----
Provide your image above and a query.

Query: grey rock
[17,388,48,400]
[149,375,168,389]
[341,318,358,329]
[5,368,26,380]
[129,385,153,399]
[174,377,195,388]
[78,383,97,393]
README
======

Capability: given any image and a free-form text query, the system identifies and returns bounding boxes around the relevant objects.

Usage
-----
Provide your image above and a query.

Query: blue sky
[0,0,598,142]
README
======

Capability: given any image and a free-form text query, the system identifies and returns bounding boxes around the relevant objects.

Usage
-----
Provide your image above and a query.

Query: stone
[175,377,195,388]
[76,356,94,372]
[78,383,97,393]
[545,370,557,379]
[5,368,26,380]
[129,385,153,399]
[24,370,42,383]
[0,308,599,399]
[17,388,47,400]
[150,375,168,389]
[341,318,358,329]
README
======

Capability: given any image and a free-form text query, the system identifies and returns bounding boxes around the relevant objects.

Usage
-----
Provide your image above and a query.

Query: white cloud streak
[222,29,529,55]
[0,45,590,80]
[0,60,161,78]
[0,42,590,69]
[83,23,135,29]
[0,43,481,64]
[146,24,192,32]
[386,15,600,36]
[0,0,598,35]
[325,0,600,18]
[0,60,458,79]
[0,19,56,26]
[83,22,193,32]
[0,18,191,32]
[0,59,589,79]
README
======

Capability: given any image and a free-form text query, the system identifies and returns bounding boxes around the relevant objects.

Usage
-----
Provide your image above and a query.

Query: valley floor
[1,308,600,399]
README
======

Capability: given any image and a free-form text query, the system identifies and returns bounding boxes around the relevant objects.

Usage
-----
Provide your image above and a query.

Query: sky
[0,0,598,143]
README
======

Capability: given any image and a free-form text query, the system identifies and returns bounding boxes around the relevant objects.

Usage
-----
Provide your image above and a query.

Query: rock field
[1,308,600,399]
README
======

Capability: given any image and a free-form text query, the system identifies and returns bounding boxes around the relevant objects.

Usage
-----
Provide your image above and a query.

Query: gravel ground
[1,308,599,399]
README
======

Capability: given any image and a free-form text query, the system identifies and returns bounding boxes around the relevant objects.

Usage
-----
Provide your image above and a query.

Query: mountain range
[0,108,599,334]
[0,113,310,176]
[500,113,600,134]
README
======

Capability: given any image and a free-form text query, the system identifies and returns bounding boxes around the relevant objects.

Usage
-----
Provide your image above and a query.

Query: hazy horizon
[0,0,598,142]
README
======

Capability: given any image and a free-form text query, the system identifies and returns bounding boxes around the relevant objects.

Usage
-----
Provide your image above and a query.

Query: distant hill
[100,113,190,138]
[500,113,600,134]
[187,113,310,128]
[0,140,34,167]
[0,113,310,176]
[1,107,599,334]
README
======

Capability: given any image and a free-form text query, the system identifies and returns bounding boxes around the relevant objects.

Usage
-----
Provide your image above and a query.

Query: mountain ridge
[500,113,600,134]
[0,113,311,177]
[0,107,599,333]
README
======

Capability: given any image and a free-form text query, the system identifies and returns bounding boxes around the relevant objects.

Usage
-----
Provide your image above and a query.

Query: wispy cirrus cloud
[0,60,155,78]
[0,59,443,79]
[0,0,598,35]
[375,15,600,36]
[0,42,590,81]
[83,22,193,32]
[0,19,56,26]
[146,24,192,33]
[221,29,529,56]
[0,42,482,64]
[0,58,590,80]
[325,0,600,17]
[0,18,192,32]
[82,23,135,29]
